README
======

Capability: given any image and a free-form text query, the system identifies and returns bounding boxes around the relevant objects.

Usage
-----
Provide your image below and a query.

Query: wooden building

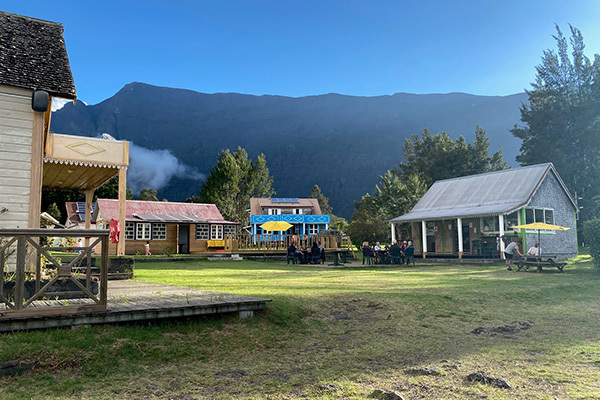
[95,199,240,255]
[249,197,330,238]
[389,163,578,260]
[0,11,129,254]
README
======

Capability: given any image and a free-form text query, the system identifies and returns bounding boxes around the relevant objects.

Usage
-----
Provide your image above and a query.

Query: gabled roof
[0,11,76,99]
[250,197,323,215]
[96,199,238,224]
[390,163,577,222]
[65,201,98,225]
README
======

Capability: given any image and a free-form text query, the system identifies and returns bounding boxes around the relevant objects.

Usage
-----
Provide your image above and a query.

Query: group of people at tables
[362,239,414,264]
[287,240,326,264]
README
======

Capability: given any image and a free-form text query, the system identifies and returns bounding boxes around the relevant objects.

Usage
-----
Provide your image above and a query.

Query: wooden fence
[0,228,109,318]
[236,233,353,253]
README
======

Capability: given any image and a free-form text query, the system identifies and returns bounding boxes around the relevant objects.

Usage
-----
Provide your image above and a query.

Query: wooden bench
[207,240,225,248]
[514,256,567,273]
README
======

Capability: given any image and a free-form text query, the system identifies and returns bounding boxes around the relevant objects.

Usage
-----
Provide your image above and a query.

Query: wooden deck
[0,280,271,332]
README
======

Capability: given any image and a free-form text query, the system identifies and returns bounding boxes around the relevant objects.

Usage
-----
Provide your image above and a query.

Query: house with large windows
[249,198,330,238]
[389,163,578,260]
[95,199,239,255]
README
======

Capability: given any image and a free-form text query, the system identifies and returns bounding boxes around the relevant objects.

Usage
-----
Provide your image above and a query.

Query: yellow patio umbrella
[260,221,293,232]
[511,222,570,251]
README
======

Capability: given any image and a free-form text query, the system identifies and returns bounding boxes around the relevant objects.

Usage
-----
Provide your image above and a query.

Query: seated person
[527,241,541,258]
[525,242,541,270]
[287,243,297,263]
[389,240,401,264]
[318,241,326,263]
[311,241,321,263]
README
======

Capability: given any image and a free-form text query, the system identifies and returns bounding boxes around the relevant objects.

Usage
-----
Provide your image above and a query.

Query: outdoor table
[329,249,349,266]
[376,250,390,264]
[515,254,567,273]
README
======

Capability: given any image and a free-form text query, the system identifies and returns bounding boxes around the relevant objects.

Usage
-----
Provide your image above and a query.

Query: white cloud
[126,141,205,195]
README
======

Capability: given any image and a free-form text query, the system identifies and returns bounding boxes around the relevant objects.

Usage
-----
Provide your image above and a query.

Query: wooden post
[84,188,94,248]
[117,168,127,256]
[15,237,26,310]
[499,214,505,259]
[100,233,109,306]
[457,217,463,259]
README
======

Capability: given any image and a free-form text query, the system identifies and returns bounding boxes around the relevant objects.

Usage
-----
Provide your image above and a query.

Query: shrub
[164,245,176,257]
[582,218,600,268]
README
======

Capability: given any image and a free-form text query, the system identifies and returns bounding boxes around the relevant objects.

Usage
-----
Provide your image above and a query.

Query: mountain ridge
[51,82,528,218]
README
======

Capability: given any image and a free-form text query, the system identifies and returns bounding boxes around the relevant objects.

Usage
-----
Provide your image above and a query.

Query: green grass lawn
[1,257,600,399]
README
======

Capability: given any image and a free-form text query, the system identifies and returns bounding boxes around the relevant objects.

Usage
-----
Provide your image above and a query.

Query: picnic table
[329,249,349,266]
[514,255,567,273]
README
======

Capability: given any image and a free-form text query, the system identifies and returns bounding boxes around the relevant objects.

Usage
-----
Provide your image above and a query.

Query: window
[525,208,534,224]
[426,221,435,236]
[267,208,280,215]
[505,211,519,230]
[545,209,554,224]
[136,223,151,240]
[195,224,209,240]
[308,224,319,235]
[294,208,302,215]
[223,224,237,238]
[525,207,554,225]
[125,222,135,240]
[211,224,223,240]
[152,223,166,240]
[482,216,498,232]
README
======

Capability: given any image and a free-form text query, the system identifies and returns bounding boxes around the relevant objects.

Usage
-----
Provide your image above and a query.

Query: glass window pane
[535,209,544,223]
[482,217,497,232]
[525,209,534,224]
[545,209,554,224]
[505,211,519,230]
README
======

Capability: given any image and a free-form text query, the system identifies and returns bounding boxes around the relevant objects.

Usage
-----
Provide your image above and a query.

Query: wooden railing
[0,228,109,318]
[236,233,352,253]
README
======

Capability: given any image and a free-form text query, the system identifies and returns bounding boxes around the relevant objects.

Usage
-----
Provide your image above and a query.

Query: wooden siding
[0,85,33,229]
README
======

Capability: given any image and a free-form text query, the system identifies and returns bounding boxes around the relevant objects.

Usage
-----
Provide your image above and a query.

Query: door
[178,224,190,254]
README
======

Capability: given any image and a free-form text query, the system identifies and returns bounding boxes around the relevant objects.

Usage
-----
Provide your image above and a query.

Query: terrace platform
[0,280,271,332]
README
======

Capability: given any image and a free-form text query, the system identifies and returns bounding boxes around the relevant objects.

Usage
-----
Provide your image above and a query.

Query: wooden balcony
[0,228,109,318]
[43,133,129,190]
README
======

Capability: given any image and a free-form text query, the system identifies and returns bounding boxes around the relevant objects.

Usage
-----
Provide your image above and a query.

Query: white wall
[0,85,34,229]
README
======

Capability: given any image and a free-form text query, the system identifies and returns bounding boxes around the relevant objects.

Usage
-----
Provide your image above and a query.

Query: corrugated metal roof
[96,199,238,224]
[390,163,573,222]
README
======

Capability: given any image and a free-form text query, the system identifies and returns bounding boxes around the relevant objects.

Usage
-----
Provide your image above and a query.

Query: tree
[374,171,428,221]
[511,24,600,227]
[199,147,275,226]
[310,185,333,215]
[138,188,159,201]
[397,126,508,186]
[95,176,133,200]
[346,195,389,245]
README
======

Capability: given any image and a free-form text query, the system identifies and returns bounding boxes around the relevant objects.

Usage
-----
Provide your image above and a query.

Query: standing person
[145,241,151,256]
[362,241,373,265]
[503,238,523,271]
[399,240,408,264]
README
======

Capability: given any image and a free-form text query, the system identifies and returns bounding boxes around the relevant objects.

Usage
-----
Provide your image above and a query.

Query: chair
[311,249,322,264]
[404,246,415,265]
[390,246,402,264]
[286,249,297,265]
[362,247,373,265]
[471,240,482,256]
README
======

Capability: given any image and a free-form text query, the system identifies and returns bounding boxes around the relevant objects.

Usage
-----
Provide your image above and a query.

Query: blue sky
[5,1,600,105]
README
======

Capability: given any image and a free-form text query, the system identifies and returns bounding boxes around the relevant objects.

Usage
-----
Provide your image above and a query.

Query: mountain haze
[52,82,527,218]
